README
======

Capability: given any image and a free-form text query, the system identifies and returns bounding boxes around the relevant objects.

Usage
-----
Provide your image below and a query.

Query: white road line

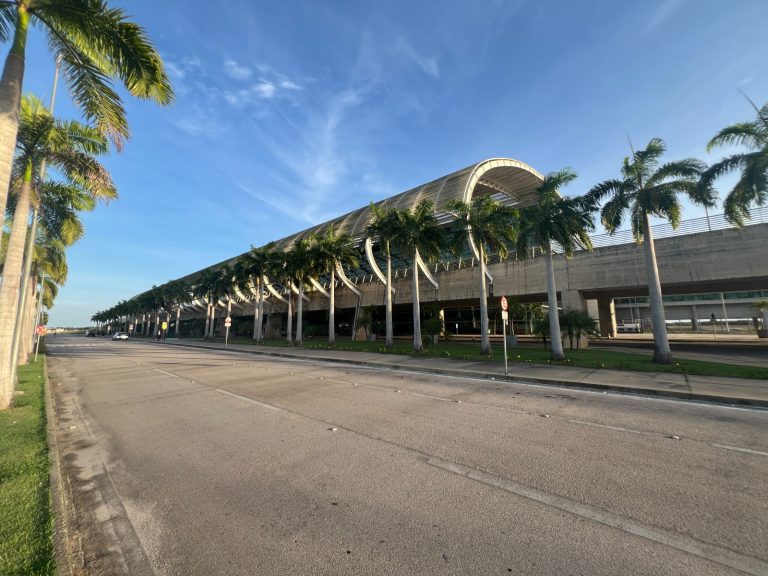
[214,389,281,411]
[712,444,768,457]
[426,458,768,576]
[409,392,454,402]
[322,378,355,386]
[568,419,649,436]
[153,369,178,378]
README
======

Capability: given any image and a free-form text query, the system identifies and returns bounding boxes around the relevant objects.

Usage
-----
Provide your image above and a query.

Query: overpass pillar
[597,297,617,338]
[691,305,701,332]
[562,289,589,348]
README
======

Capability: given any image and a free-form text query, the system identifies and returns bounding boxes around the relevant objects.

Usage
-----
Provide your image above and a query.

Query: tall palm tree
[236,242,276,343]
[286,237,315,346]
[448,196,517,356]
[312,225,359,345]
[0,0,173,234]
[389,200,445,353]
[588,138,715,364]
[515,169,596,360]
[365,203,400,348]
[1,95,116,408]
[193,268,220,339]
[698,99,768,226]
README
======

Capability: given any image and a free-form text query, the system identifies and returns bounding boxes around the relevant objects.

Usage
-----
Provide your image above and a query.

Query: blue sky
[17,0,768,326]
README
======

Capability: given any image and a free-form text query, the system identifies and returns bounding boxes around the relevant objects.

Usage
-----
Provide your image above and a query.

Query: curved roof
[175,158,544,286]
[271,157,544,251]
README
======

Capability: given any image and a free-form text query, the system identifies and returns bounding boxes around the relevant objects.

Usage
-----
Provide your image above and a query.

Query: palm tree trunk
[0,10,28,239]
[175,307,181,337]
[251,280,261,344]
[478,245,491,356]
[286,289,293,345]
[412,253,423,352]
[296,280,304,346]
[328,268,336,345]
[385,247,393,348]
[0,170,33,408]
[546,245,566,360]
[643,212,672,364]
[257,279,265,343]
[16,279,35,365]
[209,305,216,339]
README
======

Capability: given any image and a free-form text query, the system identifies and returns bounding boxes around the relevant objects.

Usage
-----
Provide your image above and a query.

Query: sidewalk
[158,339,768,408]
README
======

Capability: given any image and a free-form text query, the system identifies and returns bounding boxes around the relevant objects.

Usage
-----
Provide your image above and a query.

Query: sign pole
[225,325,230,347]
[503,315,508,375]
[500,296,509,376]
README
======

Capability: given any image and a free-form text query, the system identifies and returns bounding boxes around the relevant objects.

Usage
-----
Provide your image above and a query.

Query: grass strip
[206,336,768,380]
[0,357,54,576]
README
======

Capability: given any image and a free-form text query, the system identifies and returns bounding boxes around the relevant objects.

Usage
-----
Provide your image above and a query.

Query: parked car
[85,330,96,337]
[112,332,129,341]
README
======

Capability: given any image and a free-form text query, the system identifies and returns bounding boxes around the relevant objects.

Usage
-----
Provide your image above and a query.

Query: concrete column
[562,289,586,311]
[562,289,589,348]
[597,297,617,338]
[691,304,701,332]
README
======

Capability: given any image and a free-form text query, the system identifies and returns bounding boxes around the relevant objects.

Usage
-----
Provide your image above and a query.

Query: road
[46,336,768,576]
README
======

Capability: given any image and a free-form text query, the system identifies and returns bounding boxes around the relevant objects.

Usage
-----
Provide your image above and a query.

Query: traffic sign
[35,325,46,335]
[224,317,232,327]
[161,321,168,330]
[500,296,508,311]
[501,310,508,321]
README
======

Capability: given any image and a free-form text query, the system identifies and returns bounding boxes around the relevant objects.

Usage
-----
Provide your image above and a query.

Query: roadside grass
[0,357,55,576]
[199,336,768,380]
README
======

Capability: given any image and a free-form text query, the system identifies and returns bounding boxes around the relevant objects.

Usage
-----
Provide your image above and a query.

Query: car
[112,332,129,341]
[85,331,96,337]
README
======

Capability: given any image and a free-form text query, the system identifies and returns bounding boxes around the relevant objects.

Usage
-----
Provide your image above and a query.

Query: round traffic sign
[500,296,508,311]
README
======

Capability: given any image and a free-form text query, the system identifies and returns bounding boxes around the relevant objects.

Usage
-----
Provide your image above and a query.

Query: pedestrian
[156,329,161,341]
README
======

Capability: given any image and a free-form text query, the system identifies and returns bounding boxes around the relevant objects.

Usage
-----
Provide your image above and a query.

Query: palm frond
[706,122,765,152]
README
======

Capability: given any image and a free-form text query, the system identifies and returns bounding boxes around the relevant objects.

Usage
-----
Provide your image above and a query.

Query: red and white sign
[224,317,232,327]
[500,296,508,311]
[35,325,46,335]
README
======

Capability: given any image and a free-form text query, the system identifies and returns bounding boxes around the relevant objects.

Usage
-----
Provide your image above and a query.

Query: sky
[15,0,768,327]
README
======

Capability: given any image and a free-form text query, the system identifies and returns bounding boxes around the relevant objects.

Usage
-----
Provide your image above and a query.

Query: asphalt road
[46,336,768,576]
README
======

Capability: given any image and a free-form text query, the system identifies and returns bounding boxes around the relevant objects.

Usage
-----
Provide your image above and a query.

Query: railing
[587,205,768,250]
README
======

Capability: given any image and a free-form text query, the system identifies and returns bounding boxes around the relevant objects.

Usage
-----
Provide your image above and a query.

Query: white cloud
[395,37,439,78]
[646,0,685,33]
[224,59,253,81]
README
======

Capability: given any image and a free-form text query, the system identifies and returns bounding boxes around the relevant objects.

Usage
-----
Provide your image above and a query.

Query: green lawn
[0,358,55,576]
[200,336,768,380]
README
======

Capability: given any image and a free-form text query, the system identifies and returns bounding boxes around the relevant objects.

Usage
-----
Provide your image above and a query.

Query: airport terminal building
[146,158,768,340]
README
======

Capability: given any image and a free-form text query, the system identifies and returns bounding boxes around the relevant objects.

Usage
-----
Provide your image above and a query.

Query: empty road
[46,336,768,576]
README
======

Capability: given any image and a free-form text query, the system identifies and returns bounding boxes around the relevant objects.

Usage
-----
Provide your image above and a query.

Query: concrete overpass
[198,209,766,340]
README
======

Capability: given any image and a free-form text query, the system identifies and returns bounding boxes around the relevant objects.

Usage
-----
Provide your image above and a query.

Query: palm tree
[448,196,517,356]
[515,169,596,360]
[588,138,715,364]
[312,225,359,345]
[389,200,445,353]
[236,242,277,343]
[286,237,315,346]
[0,1,173,235]
[1,94,116,408]
[365,203,400,348]
[193,268,220,339]
[699,99,768,226]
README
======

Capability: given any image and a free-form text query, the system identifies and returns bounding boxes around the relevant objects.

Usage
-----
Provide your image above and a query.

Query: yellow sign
[161,322,168,330]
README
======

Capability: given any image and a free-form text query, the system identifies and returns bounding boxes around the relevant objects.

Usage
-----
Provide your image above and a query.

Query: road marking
[154,369,178,378]
[322,378,356,386]
[568,419,649,436]
[215,389,281,411]
[409,392,454,402]
[426,457,768,576]
[712,444,768,457]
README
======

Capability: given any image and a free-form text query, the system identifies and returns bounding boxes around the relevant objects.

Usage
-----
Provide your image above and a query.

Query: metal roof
[271,158,543,250]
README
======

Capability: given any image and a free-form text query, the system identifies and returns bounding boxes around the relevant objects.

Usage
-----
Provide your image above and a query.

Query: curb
[157,340,768,409]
